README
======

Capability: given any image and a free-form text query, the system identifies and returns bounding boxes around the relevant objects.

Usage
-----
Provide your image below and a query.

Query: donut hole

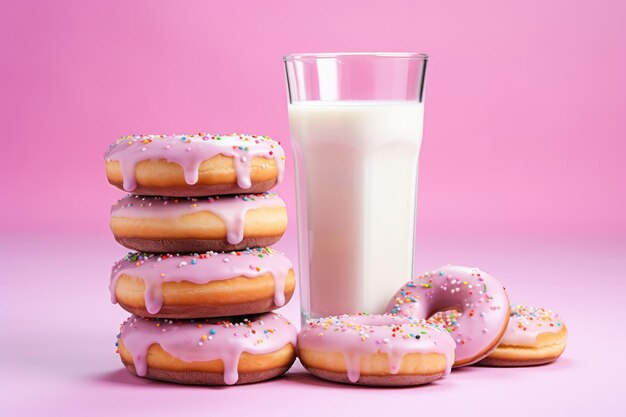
[428,308,463,329]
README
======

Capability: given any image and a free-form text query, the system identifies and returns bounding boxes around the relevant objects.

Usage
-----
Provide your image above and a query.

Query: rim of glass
[283,52,428,61]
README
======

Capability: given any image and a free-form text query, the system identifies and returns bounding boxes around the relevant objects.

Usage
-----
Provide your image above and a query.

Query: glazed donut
[104,133,285,197]
[297,314,455,386]
[478,304,567,366]
[110,192,287,253]
[117,312,297,385]
[387,265,509,367]
[109,248,295,318]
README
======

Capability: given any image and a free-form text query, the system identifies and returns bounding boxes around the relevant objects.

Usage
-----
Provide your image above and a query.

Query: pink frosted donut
[386,265,510,367]
[110,192,288,253]
[109,248,295,318]
[116,312,297,385]
[478,304,568,366]
[104,133,285,196]
[297,314,455,386]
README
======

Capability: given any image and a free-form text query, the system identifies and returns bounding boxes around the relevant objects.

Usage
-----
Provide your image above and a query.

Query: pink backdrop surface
[1,1,625,416]
[2,0,625,238]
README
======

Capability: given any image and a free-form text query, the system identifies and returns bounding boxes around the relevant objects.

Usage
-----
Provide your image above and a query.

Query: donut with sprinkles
[478,304,567,366]
[104,133,285,197]
[386,264,510,367]
[297,313,456,386]
[110,192,287,253]
[117,312,297,385]
[109,248,295,319]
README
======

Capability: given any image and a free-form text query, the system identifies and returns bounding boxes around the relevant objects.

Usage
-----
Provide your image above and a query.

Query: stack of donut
[104,133,298,385]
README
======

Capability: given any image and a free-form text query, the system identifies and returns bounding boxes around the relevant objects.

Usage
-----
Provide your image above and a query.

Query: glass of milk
[284,52,428,323]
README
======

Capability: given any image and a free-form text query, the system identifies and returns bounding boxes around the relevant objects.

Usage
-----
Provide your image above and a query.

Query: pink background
[1,1,625,416]
[3,0,625,238]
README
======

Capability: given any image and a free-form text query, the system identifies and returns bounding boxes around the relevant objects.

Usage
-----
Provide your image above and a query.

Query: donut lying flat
[478,305,567,366]
[117,313,297,385]
[110,193,287,253]
[297,314,455,386]
[110,248,295,318]
[104,133,285,197]
[387,265,510,367]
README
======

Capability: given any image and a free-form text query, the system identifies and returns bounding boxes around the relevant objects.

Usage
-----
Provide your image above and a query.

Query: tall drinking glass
[284,52,428,323]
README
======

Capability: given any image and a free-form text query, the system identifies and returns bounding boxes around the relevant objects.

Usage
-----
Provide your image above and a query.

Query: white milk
[289,101,424,319]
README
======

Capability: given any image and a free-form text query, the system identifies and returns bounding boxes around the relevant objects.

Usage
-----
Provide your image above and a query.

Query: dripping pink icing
[104,133,286,192]
[386,265,509,366]
[109,248,293,315]
[297,314,455,383]
[117,312,297,385]
[111,192,286,245]
[500,304,566,345]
